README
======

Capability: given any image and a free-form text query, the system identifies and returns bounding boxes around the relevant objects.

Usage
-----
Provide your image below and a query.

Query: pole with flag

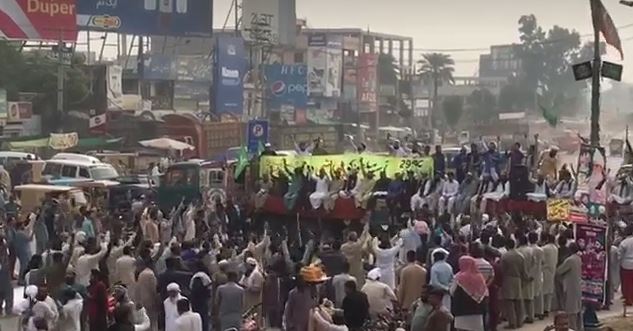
[589,0,624,145]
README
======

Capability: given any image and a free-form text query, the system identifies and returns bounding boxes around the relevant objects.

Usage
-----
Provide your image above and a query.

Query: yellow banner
[547,199,571,221]
[260,154,434,178]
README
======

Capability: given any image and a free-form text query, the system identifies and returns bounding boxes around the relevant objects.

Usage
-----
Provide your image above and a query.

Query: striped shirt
[475,257,495,283]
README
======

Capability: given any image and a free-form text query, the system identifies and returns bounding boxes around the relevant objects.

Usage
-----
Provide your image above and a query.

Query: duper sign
[0,0,77,41]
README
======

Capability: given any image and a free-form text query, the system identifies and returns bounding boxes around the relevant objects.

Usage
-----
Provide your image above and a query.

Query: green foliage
[508,14,592,115]
[468,88,497,123]
[417,53,455,127]
[0,41,89,131]
[442,95,464,128]
[378,53,399,86]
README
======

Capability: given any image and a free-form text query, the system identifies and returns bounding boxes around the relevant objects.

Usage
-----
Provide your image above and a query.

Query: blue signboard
[213,36,246,115]
[76,0,213,37]
[247,120,269,154]
[264,64,308,109]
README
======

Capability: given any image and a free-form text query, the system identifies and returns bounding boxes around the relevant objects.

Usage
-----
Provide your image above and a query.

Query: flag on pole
[235,145,249,178]
[591,0,624,59]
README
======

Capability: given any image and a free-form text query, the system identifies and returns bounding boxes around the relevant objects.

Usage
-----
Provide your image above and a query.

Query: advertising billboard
[241,0,296,45]
[324,37,342,97]
[76,0,212,37]
[357,53,378,112]
[264,64,307,109]
[0,0,77,41]
[213,36,246,115]
[307,34,327,96]
[107,65,124,110]
[343,55,357,101]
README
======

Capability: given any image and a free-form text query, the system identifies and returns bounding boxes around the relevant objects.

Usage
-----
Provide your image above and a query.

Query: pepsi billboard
[264,64,308,109]
[213,36,247,114]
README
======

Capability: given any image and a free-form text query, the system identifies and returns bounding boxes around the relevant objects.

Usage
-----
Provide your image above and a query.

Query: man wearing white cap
[360,268,396,317]
[164,283,185,331]
[240,257,263,315]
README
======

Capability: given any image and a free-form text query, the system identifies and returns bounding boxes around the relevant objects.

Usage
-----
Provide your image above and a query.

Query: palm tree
[417,53,455,127]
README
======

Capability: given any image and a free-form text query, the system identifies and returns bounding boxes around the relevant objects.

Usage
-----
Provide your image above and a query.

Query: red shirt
[87,281,108,318]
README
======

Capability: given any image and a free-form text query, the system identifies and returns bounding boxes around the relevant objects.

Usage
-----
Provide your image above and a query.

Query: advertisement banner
[107,65,124,110]
[76,0,212,37]
[307,34,327,96]
[213,36,246,115]
[575,223,607,304]
[7,102,33,122]
[260,155,434,178]
[143,54,176,80]
[247,120,269,154]
[175,56,212,82]
[576,144,608,223]
[357,53,378,112]
[174,82,210,101]
[264,64,307,109]
[0,89,6,119]
[343,56,358,101]
[241,0,296,45]
[49,132,78,150]
[324,36,342,97]
[0,0,77,41]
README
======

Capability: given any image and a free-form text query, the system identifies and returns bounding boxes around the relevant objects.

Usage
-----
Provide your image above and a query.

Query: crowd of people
[0,138,630,331]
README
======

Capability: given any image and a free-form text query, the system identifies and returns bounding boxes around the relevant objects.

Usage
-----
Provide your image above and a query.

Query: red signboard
[0,0,77,41]
[357,53,378,112]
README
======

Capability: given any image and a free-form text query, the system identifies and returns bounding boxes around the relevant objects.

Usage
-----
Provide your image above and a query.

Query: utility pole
[590,0,601,146]
[56,40,65,115]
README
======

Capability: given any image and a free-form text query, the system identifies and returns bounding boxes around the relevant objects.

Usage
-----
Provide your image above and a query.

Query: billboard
[0,89,6,119]
[143,54,177,80]
[107,65,124,110]
[264,64,308,109]
[76,0,212,37]
[241,0,296,45]
[7,101,32,121]
[343,55,357,101]
[213,36,246,115]
[575,223,607,304]
[324,37,342,97]
[307,34,327,96]
[247,120,269,154]
[357,53,378,112]
[0,0,77,41]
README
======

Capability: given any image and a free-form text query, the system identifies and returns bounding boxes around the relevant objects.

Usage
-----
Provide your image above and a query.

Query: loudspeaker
[510,165,530,200]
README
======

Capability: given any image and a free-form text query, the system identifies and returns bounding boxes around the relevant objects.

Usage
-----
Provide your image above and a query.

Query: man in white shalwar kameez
[309,169,331,209]
[175,298,202,331]
[371,236,403,289]
[164,283,186,331]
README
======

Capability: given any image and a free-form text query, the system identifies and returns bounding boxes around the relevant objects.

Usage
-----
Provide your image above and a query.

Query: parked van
[43,159,119,180]
[0,152,39,166]
[51,153,102,164]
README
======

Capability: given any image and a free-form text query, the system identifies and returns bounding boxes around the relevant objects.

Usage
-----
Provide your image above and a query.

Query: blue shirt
[481,150,501,177]
[82,217,95,238]
[387,180,404,197]
[430,260,454,291]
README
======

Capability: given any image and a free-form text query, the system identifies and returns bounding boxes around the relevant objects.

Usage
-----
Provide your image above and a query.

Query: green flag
[257,141,265,156]
[536,85,559,128]
[235,145,249,178]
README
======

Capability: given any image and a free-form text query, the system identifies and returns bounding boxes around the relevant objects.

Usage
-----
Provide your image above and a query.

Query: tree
[378,53,399,87]
[511,14,593,116]
[442,95,463,128]
[417,53,455,126]
[0,41,89,132]
[467,88,497,123]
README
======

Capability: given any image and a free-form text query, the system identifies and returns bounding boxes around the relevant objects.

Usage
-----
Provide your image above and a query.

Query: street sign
[572,61,593,81]
[247,120,269,154]
[601,61,623,81]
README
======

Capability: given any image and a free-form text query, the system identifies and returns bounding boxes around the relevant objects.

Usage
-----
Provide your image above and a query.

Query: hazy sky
[213,0,633,81]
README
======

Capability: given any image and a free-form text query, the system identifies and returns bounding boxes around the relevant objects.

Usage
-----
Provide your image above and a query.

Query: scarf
[454,256,488,303]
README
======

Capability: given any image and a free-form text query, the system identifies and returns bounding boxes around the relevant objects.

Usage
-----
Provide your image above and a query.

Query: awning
[76,137,123,148]
[6,137,123,150]
[7,138,50,149]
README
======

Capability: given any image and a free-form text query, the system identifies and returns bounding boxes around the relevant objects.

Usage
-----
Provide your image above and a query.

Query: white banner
[324,39,342,97]
[89,113,107,129]
[307,47,327,96]
[49,132,78,150]
[107,65,124,110]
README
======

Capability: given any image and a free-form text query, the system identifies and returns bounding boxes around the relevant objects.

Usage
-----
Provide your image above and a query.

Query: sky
[212,0,633,81]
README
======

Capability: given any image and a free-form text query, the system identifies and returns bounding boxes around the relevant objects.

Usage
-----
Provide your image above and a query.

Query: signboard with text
[0,0,77,41]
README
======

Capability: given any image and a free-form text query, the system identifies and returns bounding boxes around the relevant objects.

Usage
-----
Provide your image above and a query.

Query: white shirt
[442,179,459,197]
[75,245,107,286]
[619,236,633,270]
[60,298,83,331]
[164,294,185,331]
[175,311,203,331]
[114,255,137,286]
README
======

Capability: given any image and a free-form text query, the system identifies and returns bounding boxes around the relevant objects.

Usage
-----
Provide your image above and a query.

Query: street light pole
[56,40,65,115]
[590,0,601,146]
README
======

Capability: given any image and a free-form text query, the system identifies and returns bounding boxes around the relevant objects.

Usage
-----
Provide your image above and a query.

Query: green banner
[260,154,434,178]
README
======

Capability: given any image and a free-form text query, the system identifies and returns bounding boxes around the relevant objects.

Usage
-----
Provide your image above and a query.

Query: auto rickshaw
[13,184,87,214]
